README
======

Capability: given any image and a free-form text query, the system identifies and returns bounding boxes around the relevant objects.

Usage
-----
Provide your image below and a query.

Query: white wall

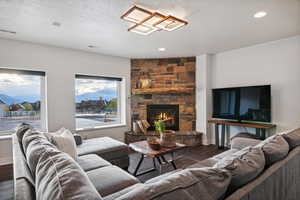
[0,38,131,161]
[204,36,300,144]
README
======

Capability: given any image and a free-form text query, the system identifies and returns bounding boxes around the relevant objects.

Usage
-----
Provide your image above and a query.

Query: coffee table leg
[171,160,177,170]
[161,155,177,170]
[152,158,156,169]
[155,157,163,174]
[133,154,144,176]
[156,156,162,165]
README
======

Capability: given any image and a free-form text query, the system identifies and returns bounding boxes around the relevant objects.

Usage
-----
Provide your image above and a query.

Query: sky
[75,78,117,96]
[0,73,118,102]
[0,73,41,98]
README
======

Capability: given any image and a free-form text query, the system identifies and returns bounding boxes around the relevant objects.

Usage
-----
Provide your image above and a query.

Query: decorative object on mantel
[121,5,188,35]
[133,120,151,134]
[139,79,152,89]
[132,121,142,133]
[154,120,176,147]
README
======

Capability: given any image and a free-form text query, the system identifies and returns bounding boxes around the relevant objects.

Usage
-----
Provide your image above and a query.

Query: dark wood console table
[208,120,276,149]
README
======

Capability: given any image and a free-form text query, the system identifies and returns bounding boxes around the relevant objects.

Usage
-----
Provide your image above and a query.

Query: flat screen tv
[212,85,271,123]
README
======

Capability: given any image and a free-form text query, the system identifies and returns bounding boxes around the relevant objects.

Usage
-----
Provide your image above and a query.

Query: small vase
[140,79,152,89]
[160,130,176,147]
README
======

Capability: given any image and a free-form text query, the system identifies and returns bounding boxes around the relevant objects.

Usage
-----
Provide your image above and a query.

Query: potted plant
[154,120,176,147]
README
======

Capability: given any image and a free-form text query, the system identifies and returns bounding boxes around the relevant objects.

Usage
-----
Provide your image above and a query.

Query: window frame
[74,74,126,131]
[0,68,47,135]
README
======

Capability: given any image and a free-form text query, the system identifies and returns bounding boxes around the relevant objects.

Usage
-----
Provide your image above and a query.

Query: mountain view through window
[75,75,121,130]
[0,71,43,132]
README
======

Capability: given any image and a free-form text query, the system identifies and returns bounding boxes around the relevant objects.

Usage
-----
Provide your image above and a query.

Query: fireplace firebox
[147,104,179,131]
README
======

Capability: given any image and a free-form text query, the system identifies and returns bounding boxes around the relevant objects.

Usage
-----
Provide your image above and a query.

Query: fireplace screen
[147,104,179,131]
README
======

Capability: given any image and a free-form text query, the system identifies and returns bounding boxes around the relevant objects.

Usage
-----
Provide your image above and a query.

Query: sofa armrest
[231,137,262,150]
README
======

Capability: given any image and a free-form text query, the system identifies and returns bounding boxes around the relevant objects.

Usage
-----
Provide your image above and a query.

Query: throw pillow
[46,127,78,160]
[214,147,265,192]
[22,130,102,200]
[116,167,231,200]
[281,128,300,149]
[255,135,289,166]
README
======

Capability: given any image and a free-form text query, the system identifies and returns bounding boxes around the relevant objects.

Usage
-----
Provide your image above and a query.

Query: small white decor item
[46,127,78,160]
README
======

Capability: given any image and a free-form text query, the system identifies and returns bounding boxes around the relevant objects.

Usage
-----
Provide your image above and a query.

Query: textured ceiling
[0,0,299,58]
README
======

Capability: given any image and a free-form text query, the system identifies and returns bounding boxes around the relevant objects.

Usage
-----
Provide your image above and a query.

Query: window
[75,74,124,130]
[0,68,46,132]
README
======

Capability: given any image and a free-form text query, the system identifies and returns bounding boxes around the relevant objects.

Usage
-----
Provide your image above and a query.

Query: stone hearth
[131,57,196,131]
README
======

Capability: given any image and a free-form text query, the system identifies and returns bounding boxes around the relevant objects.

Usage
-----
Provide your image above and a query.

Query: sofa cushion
[145,169,182,184]
[103,184,143,200]
[46,127,78,160]
[231,137,262,150]
[87,165,140,197]
[15,123,33,155]
[22,130,51,176]
[213,148,240,160]
[77,137,129,161]
[281,128,300,149]
[231,132,262,140]
[77,154,111,172]
[22,130,103,200]
[113,167,231,200]
[16,123,33,143]
[214,147,265,192]
[255,135,289,166]
[188,158,219,168]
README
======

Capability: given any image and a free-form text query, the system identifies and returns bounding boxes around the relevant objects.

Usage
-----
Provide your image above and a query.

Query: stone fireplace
[131,57,196,131]
[147,104,179,131]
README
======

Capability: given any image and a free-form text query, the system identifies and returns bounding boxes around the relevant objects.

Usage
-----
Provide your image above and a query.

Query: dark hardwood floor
[0,144,224,199]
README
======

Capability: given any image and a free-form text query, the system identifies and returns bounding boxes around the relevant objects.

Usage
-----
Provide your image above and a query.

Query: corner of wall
[196,54,214,145]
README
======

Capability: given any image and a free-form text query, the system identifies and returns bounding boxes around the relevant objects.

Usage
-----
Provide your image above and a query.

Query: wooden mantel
[132,87,194,95]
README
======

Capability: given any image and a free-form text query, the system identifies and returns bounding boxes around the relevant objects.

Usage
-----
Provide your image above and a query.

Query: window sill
[0,135,12,140]
[76,123,127,133]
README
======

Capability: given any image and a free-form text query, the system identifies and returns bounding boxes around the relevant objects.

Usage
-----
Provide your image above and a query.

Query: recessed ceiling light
[158,47,166,51]
[52,21,61,27]
[254,11,267,18]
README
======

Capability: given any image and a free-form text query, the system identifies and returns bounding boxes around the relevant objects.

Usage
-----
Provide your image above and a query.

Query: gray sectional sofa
[13,133,137,200]
[13,127,300,200]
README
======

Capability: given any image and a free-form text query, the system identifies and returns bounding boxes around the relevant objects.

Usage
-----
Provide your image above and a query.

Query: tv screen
[212,85,271,122]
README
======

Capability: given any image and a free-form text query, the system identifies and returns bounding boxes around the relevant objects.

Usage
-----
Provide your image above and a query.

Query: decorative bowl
[147,137,161,150]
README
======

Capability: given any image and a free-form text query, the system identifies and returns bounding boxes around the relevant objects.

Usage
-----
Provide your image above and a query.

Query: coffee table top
[129,140,186,158]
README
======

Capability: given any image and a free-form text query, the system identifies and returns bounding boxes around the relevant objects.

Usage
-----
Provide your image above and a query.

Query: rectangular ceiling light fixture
[128,23,157,35]
[121,5,188,35]
[121,5,152,24]
[154,16,188,31]
[142,12,166,27]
